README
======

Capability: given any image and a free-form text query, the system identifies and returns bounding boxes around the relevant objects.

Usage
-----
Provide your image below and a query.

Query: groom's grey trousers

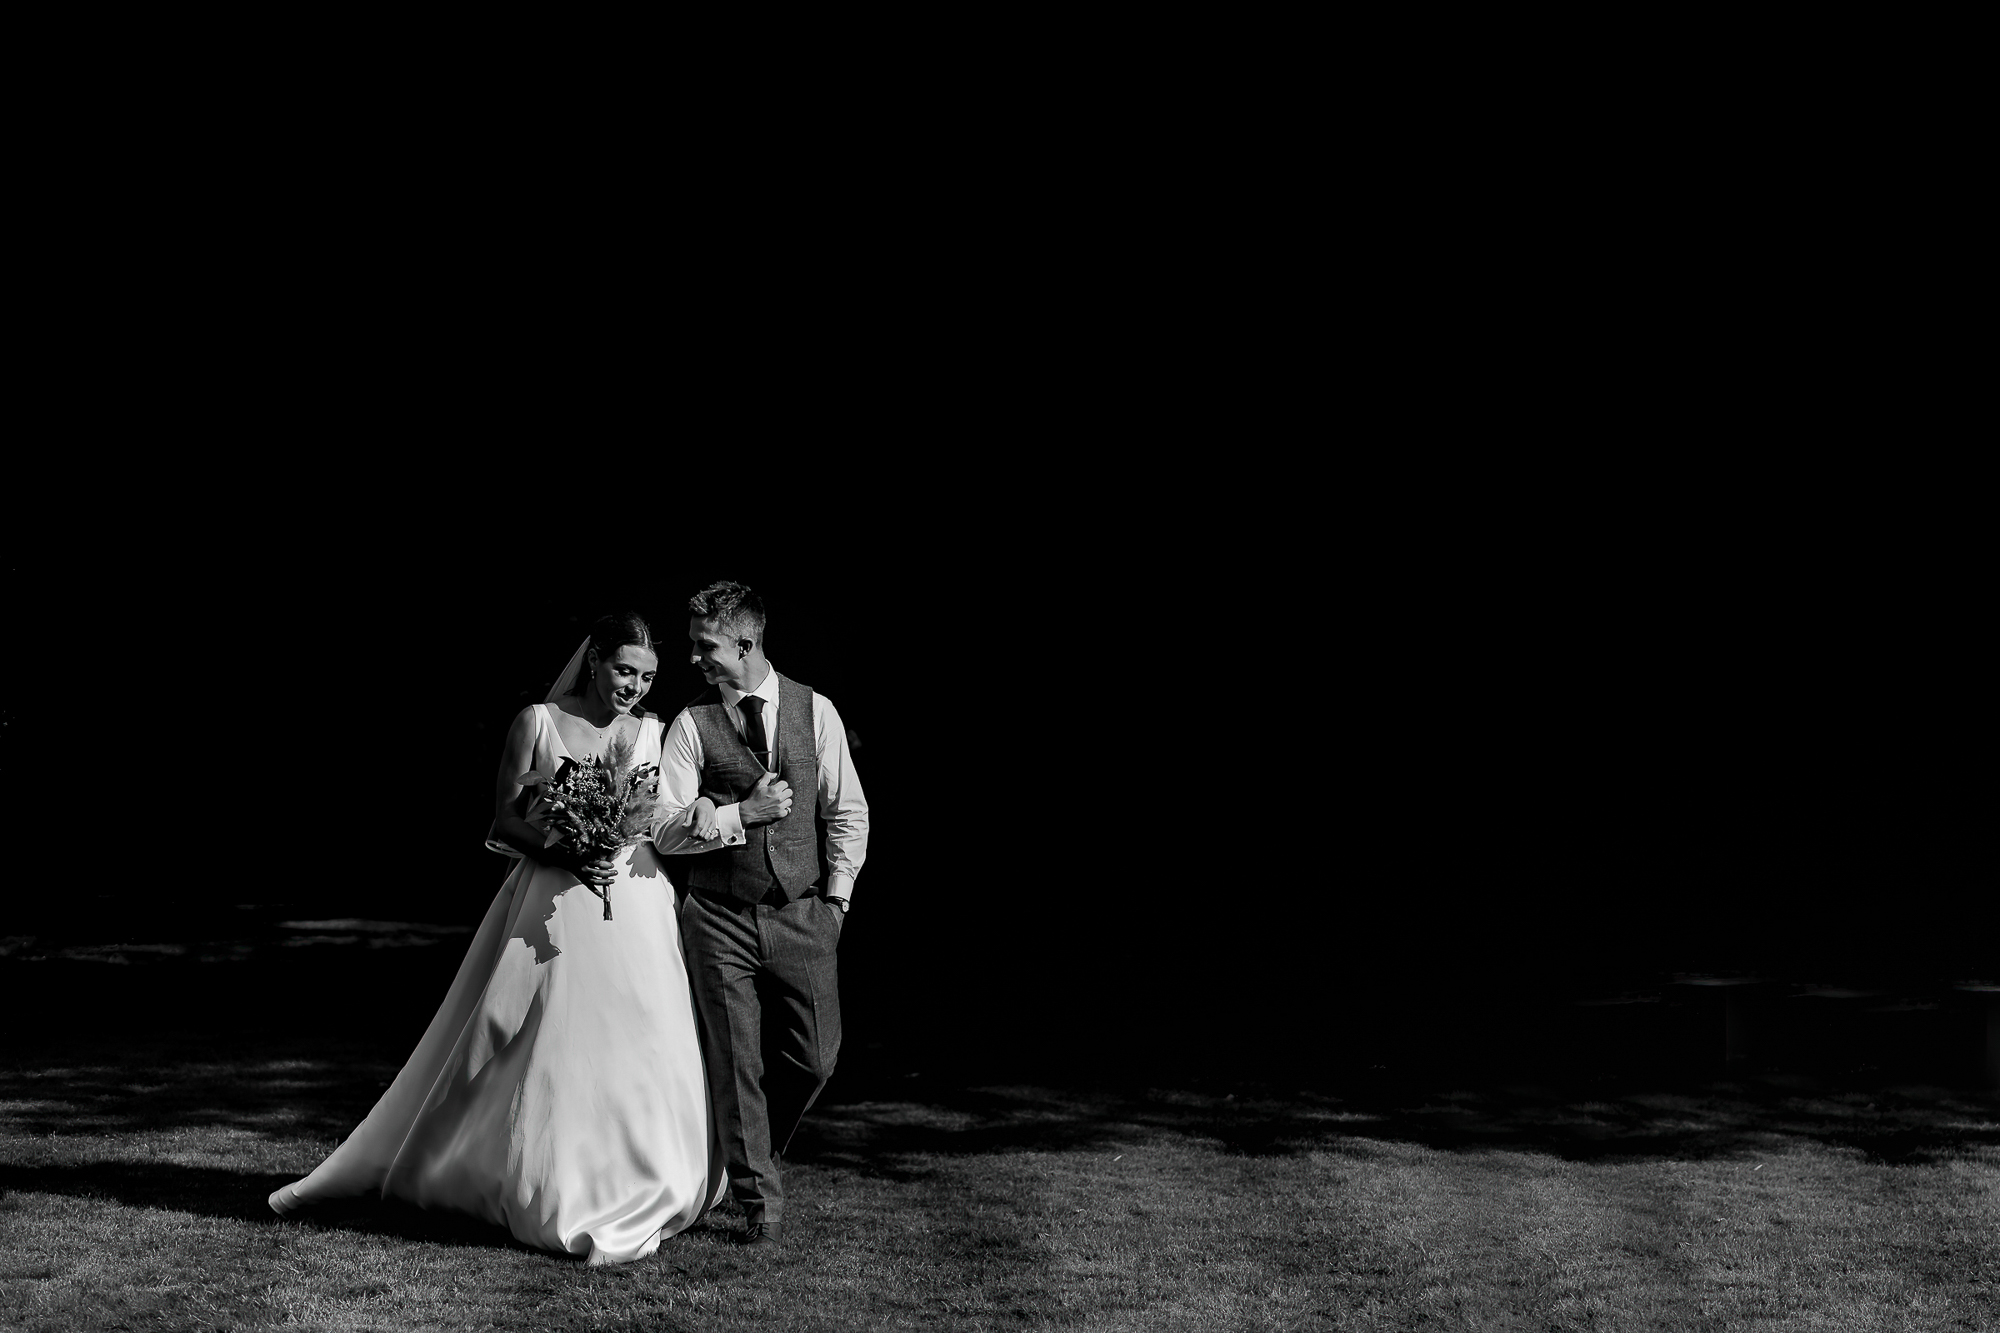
[679,887,843,1227]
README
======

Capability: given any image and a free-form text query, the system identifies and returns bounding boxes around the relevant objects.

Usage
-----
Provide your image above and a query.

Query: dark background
[2,91,1987,1081]
[1,35,1985,1105]
[6,462,1988,1087]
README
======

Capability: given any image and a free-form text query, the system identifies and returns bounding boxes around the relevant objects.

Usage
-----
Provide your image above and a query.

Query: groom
[652,580,870,1248]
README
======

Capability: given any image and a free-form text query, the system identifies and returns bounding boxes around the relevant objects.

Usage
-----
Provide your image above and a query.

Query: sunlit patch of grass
[2,1047,1997,1331]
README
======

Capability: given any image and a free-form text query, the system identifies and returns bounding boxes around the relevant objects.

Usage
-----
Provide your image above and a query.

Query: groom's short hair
[690,580,767,644]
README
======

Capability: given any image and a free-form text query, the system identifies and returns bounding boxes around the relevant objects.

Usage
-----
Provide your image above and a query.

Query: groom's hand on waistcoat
[740,771,794,826]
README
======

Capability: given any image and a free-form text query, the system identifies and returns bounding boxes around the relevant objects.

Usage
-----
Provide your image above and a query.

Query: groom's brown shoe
[743,1220,782,1247]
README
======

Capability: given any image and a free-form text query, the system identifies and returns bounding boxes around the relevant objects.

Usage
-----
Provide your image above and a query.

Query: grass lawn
[2,1032,1996,1331]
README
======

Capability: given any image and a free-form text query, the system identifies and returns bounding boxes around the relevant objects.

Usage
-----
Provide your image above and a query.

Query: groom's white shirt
[648,667,870,904]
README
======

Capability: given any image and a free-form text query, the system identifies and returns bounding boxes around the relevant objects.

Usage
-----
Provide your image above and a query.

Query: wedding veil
[547,637,592,702]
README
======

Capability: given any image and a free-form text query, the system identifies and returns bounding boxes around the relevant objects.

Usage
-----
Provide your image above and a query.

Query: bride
[268,612,726,1264]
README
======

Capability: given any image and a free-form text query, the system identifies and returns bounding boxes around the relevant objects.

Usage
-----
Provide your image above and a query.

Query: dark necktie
[738,695,771,772]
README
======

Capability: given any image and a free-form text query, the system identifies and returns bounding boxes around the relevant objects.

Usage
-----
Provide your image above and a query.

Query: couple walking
[268,581,869,1264]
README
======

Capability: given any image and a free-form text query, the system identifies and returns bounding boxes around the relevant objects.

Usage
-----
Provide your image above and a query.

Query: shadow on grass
[795,1074,2000,1174]
[5,1036,1996,1237]
[0,1156,570,1254]
[0,1033,397,1141]
[0,1160,294,1223]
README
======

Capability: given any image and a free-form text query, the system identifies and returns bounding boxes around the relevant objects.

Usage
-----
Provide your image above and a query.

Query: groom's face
[689,616,753,689]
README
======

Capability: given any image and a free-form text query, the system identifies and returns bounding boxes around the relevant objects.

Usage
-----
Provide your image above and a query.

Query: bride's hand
[550,846,617,888]
[682,797,721,841]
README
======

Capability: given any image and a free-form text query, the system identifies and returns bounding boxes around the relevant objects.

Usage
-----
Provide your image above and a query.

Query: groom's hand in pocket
[741,772,794,826]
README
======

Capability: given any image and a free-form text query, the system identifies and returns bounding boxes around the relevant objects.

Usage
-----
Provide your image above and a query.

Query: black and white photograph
[1,80,1991,1327]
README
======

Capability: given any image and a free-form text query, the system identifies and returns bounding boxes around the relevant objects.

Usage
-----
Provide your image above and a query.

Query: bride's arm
[648,709,745,854]
[491,708,616,887]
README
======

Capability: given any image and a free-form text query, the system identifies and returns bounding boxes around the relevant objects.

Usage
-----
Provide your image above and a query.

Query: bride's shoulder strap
[635,710,666,756]
[504,701,554,746]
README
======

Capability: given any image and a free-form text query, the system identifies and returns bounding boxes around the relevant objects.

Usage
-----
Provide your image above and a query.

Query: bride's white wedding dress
[269,706,725,1265]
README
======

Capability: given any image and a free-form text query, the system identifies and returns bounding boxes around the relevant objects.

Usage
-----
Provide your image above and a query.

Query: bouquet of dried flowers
[519,731,661,919]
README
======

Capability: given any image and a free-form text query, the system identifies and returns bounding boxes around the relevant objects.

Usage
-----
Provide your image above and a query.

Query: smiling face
[587,643,659,715]
[689,615,755,690]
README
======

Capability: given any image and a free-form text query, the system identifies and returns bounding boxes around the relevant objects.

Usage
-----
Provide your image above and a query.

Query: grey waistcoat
[683,672,822,903]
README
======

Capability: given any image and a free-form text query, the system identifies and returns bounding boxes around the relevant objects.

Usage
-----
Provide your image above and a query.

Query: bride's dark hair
[567,612,656,695]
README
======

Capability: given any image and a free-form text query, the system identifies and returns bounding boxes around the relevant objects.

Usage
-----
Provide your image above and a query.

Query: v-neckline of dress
[542,702,646,767]
[544,701,604,766]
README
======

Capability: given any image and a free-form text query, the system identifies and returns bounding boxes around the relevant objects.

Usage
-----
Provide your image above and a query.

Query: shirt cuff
[826,873,855,904]
[716,802,747,846]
